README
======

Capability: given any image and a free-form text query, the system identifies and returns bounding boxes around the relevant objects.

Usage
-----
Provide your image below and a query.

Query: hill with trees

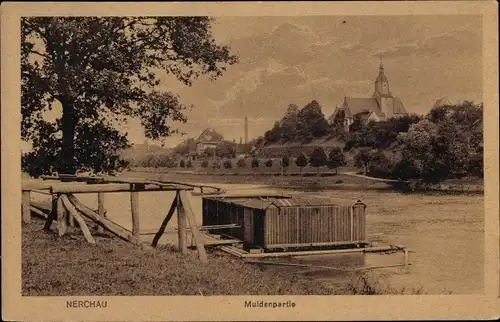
[253,99,483,184]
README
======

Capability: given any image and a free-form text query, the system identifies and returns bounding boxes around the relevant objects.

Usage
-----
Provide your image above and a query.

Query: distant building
[195,128,223,154]
[433,97,452,108]
[328,61,408,131]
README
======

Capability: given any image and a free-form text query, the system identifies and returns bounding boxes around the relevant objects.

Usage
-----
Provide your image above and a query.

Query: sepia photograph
[2,1,499,321]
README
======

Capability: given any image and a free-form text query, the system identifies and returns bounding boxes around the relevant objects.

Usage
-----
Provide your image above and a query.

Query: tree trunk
[61,100,77,175]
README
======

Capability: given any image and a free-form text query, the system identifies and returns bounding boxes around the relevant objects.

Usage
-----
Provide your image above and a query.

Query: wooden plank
[239,245,405,258]
[130,184,141,238]
[50,183,179,194]
[177,191,187,254]
[22,181,53,191]
[97,192,105,234]
[68,195,143,245]
[56,196,68,236]
[60,194,95,244]
[22,191,31,224]
[350,205,354,242]
[151,197,178,247]
[266,240,369,249]
[179,190,208,263]
[43,196,58,231]
[30,200,51,212]
[30,206,49,219]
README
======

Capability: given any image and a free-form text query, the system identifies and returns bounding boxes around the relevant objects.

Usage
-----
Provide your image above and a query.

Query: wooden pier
[22,174,226,263]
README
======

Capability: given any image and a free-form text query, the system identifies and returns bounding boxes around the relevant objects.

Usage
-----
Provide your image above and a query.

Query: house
[328,61,408,131]
[195,128,223,154]
[433,97,452,108]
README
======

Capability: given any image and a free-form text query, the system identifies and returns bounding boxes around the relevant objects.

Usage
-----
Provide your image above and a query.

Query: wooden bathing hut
[202,195,368,251]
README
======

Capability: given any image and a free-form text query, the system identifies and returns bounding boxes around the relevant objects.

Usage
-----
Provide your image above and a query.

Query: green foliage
[309,147,328,173]
[296,100,330,143]
[295,153,308,172]
[236,158,246,168]
[130,153,177,168]
[223,159,232,169]
[394,102,483,182]
[251,158,260,168]
[326,147,345,173]
[172,138,197,155]
[264,159,273,167]
[353,148,373,174]
[201,147,216,158]
[21,17,237,176]
[215,141,237,159]
[344,114,423,151]
[281,154,290,168]
[263,100,329,145]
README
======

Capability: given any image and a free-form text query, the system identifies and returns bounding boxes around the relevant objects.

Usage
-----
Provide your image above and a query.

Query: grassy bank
[22,220,336,296]
[22,219,426,296]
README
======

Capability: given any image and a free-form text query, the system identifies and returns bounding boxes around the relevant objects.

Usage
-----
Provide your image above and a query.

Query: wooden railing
[21,175,225,263]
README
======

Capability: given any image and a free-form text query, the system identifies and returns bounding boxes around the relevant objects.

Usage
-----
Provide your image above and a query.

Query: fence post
[177,191,187,254]
[130,184,140,239]
[97,192,105,234]
[22,190,31,224]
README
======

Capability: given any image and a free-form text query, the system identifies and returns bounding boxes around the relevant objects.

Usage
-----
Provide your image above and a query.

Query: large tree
[21,17,237,176]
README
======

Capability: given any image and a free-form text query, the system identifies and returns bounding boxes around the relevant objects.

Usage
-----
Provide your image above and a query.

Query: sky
[22,15,483,150]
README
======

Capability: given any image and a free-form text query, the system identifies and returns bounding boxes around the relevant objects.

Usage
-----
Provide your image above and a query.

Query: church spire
[374,58,390,96]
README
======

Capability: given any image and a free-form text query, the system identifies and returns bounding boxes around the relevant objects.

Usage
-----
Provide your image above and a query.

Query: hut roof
[206,196,365,210]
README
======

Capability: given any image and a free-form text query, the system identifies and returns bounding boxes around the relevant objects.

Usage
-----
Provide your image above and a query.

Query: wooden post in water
[97,192,105,234]
[22,190,31,224]
[177,191,188,254]
[130,184,141,239]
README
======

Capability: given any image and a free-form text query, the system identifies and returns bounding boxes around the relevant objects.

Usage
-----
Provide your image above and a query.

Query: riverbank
[22,219,415,296]
[126,168,484,195]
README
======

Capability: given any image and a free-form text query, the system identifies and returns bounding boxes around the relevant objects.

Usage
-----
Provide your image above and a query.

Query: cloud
[370,43,419,58]
[370,30,481,59]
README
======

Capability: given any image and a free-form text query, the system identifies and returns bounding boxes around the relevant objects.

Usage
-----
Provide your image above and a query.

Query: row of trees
[350,102,483,182]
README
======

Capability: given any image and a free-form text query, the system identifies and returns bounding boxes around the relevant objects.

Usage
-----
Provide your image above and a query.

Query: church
[328,61,408,130]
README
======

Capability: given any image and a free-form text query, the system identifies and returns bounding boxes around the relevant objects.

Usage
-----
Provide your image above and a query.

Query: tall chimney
[244,117,248,155]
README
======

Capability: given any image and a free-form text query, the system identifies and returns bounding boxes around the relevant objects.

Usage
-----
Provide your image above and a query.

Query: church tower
[374,60,391,96]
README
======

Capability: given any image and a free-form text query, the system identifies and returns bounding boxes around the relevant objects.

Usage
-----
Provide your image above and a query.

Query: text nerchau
[244,300,296,308]
[66,300,107,308]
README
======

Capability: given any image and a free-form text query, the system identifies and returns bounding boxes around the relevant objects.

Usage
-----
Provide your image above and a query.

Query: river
[31,180,484,294]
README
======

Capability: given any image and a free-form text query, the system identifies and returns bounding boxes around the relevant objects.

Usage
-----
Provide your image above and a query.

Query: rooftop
[205,195,365,210]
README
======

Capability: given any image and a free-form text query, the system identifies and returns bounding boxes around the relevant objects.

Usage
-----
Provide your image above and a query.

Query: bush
[264,159,273,167]
[223,159,232,169]
[201,160,209,168]
[212,161,220,169]
[179,160,186,168]
[366,151,392,179]
[236,158,246,168]
[186,160,193,168]
[251,158,260,168]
